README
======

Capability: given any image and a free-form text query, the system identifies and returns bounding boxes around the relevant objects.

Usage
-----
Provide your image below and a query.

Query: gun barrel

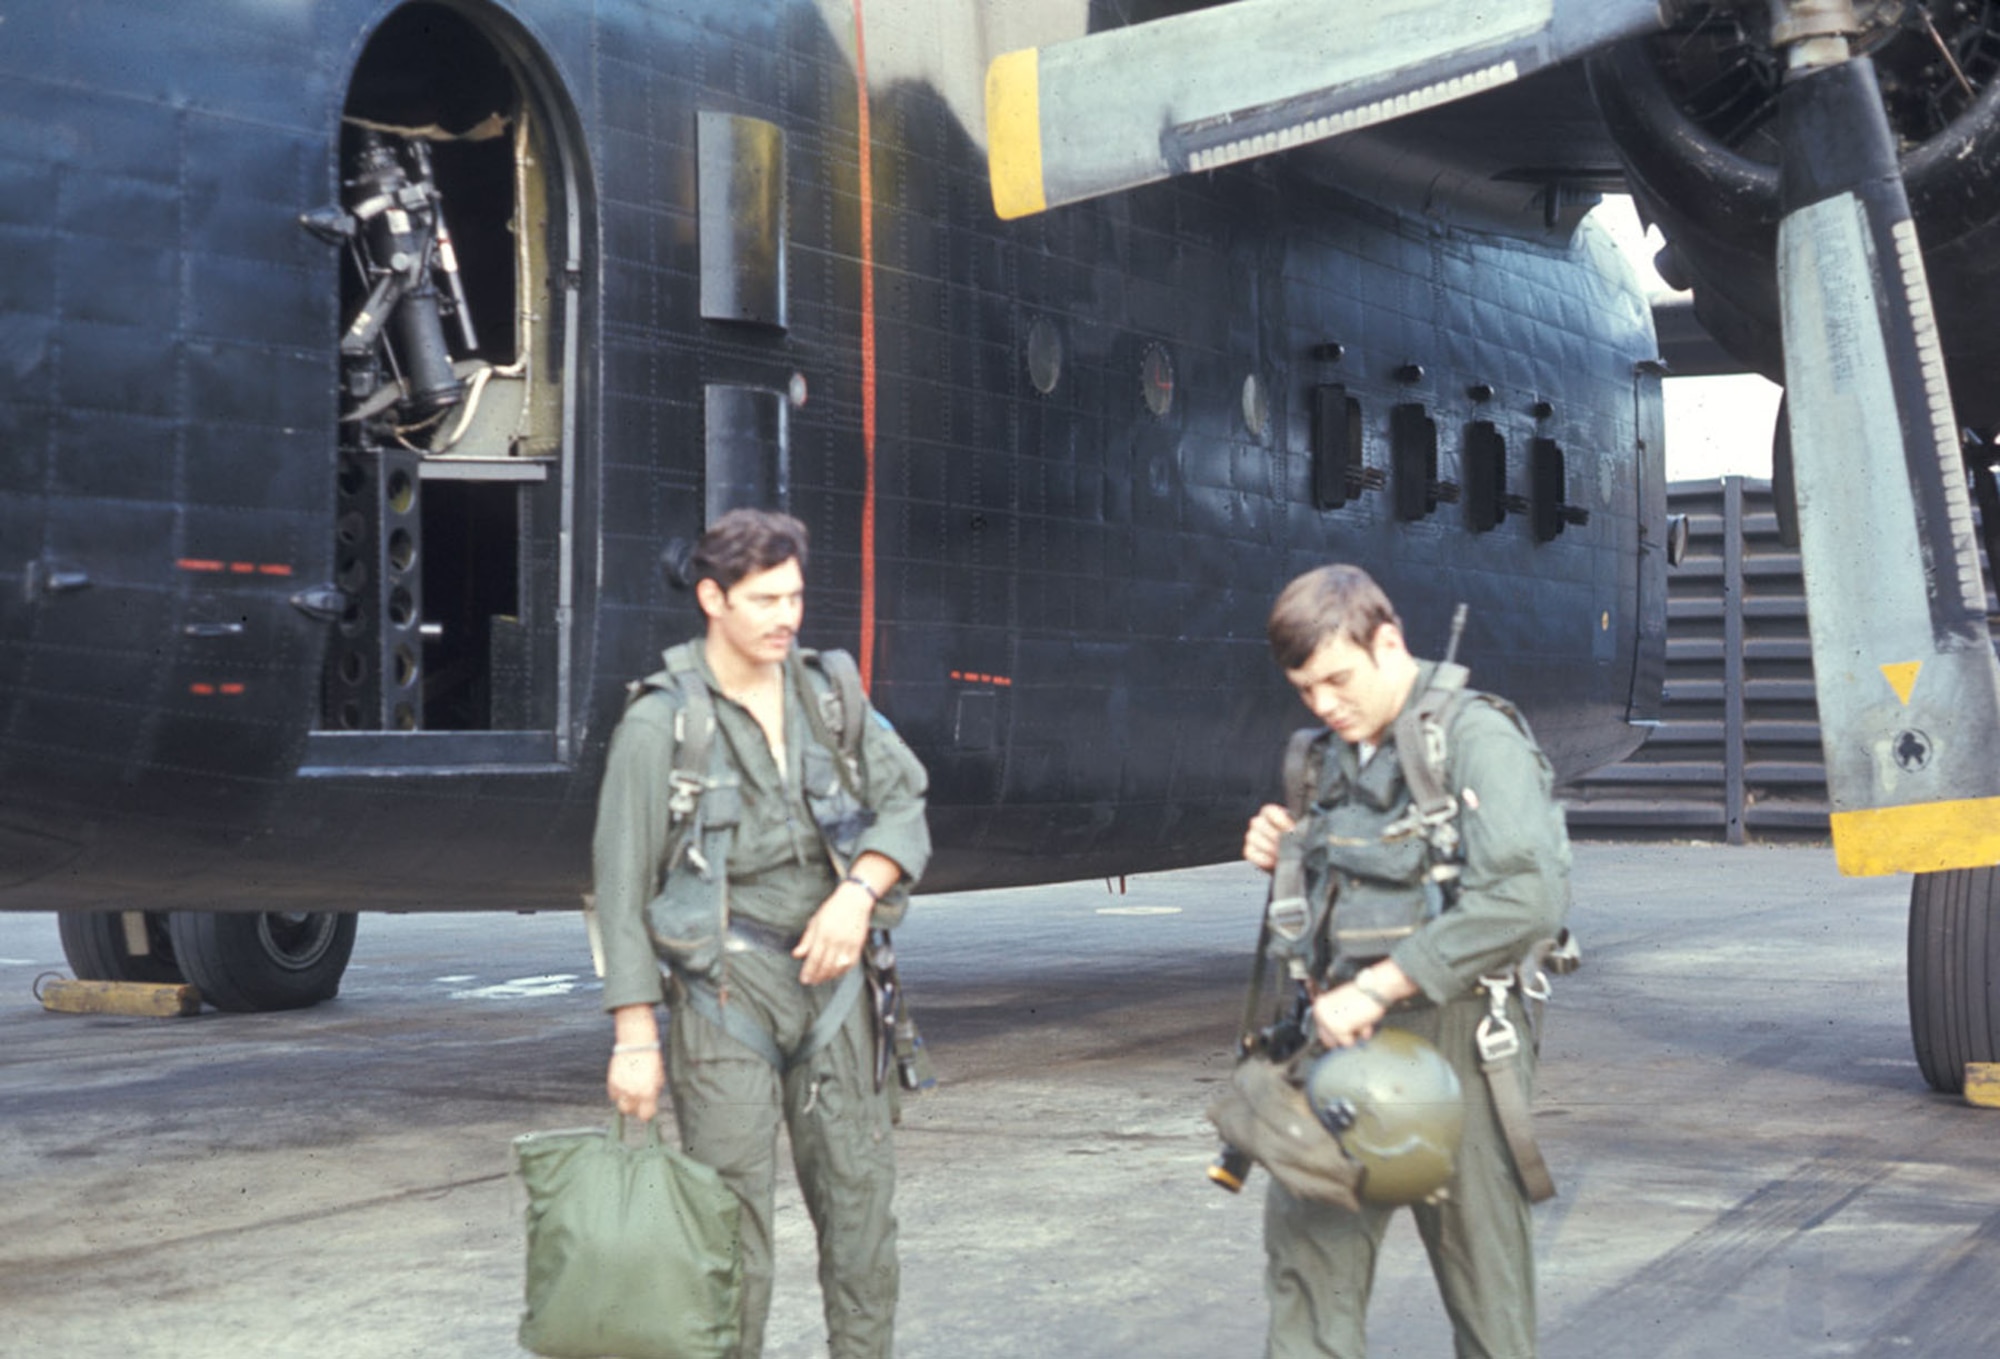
[1441,602,1469,667]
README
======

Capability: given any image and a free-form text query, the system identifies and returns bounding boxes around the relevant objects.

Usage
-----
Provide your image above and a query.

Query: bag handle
[608,1113,668,1147]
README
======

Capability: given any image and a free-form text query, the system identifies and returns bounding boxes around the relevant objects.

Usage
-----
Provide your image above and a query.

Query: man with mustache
[591,507,931,1358]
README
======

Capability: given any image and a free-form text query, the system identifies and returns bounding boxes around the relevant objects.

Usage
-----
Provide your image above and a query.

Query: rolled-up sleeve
[1391,702,1571,1005]
[851,707,931,890]
[590,695,676,1011]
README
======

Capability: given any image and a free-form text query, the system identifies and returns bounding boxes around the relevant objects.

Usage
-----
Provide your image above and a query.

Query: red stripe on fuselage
[854,0,877,693]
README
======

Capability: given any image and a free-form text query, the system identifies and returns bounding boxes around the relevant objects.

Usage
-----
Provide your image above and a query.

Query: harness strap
[789,648,870,880]
[1282,727,1322,822]
[681,979,785,1068]
[1389,662,1470,866]
[663,648,718,823]
[1242,728,1328,1044]
[810,648,866,780]
[728,917,802,955]
[1394,661,1468,808]
[680,965,867,1074]
[1239,919,1275,1054]
[1476,974,1557,1203]
[787,649,928,1092]
[1482,1049,1557,1204]
[800,966,867,1068]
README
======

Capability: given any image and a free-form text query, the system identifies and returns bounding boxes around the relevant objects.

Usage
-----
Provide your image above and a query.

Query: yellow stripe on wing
[1831,796,2000,876]
[985,48,1046,220]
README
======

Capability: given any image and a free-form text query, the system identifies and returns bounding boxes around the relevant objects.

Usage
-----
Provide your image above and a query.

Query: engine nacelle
[1589,3,2000,427]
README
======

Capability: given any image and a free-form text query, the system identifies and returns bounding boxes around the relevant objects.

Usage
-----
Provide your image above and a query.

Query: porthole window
[1141,343,1175,418]
[1241,373,1270,439]
[1026,316,1063,395]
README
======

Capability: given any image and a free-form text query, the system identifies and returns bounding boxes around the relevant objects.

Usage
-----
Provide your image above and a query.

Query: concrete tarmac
[2,843,1995,1358]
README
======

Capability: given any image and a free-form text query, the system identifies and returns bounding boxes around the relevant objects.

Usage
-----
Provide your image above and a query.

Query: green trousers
[668,949,897,1359]
[1264,992,1539,1359]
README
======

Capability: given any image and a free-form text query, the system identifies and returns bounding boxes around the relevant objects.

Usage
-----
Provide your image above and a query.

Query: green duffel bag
[514,1115,742,1359]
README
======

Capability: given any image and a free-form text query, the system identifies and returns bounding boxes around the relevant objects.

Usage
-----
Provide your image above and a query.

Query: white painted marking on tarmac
[1095,906,1182,917]
[0,957,40,966]
[450,974,582,1000]
[435,974,476,983]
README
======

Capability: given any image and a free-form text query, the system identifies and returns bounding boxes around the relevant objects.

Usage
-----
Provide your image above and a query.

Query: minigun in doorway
[305,128,479,429]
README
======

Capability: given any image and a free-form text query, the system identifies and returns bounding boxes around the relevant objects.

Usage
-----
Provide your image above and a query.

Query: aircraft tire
[166,911,358,1013]
[1907,867,2000,1094]
[57,910,184,985]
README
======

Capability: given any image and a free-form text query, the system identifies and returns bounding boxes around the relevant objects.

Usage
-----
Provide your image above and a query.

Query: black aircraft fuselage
[0,1,1664,942]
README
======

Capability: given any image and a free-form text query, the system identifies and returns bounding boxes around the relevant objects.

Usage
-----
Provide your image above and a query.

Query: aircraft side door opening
[318,3,570,739]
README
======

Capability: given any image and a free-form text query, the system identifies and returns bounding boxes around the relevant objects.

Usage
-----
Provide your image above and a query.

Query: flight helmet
[1304,1029,1466,1205]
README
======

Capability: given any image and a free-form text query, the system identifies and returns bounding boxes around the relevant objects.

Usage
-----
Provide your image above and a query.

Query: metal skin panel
[1776,58,2000,874]
[697,110,789,328]
[704,384,791,520]
[0,0,1660,913]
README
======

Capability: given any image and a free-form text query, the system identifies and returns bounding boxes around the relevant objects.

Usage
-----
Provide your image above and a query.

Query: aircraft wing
[983,0,1661,219]
[986,0,2000,877]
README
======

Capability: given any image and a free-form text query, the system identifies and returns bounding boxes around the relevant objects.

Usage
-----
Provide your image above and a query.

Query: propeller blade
[1774,53,2000,875]
[985,0,1668,219]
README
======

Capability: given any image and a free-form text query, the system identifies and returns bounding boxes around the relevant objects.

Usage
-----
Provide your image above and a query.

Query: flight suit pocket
[1312,802,1437,961]
[645,788,740,979]
[645,871,724,979]
[801,746,874,863]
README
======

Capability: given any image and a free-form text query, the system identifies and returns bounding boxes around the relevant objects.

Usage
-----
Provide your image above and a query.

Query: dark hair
[1266,564,1401,670]
[691,508,809,592]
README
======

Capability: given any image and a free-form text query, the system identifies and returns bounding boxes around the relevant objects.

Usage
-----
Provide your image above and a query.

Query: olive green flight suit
[593,641,930,1359]
[1266,662,1570,1359]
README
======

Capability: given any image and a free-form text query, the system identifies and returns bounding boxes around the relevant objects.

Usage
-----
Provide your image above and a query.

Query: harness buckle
[1267,892,1310,941]
[1541,928,1583,977]
[1418,795,1461,858]
[1476,971,1520,1063]
[1378,804,1425,843]
[1477,1011,1520,1063]
[667,771,703,819]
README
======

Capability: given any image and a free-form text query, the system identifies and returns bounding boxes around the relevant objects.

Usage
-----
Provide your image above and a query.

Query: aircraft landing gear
[163,907,356,1015]
[57,910,183,986]
[57,910,357,1012]
[165,911,358,1013]
[1909,867,2000,1094]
